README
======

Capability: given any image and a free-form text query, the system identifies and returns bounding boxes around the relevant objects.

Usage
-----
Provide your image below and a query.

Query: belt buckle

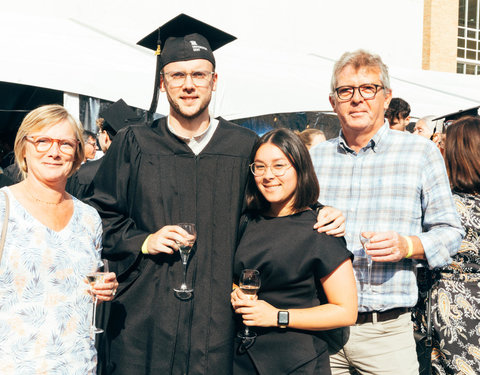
[372,312,378,324]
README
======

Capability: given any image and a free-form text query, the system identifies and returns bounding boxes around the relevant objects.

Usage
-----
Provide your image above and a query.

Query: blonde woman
[0,105,117,374]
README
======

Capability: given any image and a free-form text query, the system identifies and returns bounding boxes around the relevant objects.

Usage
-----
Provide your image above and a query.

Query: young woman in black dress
[231,128,357,374]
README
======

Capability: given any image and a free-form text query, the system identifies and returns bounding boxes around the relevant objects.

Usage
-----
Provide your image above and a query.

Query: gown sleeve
[87,128,149,279]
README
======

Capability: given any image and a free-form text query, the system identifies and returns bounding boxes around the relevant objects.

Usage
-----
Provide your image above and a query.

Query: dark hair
[245,128,320,215]
[385,97,411,123]
[83,129,96,142]
[444,116,480,194]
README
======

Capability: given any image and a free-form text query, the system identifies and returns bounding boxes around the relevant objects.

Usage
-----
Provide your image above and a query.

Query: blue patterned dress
[0,187,103,374]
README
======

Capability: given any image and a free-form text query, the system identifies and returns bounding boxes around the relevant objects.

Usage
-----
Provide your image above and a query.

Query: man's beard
[166,91,212,120]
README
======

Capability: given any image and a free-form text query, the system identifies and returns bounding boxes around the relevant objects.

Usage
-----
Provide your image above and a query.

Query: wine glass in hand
[173,223,196,300]
[86,261,109,334]
[359,233,373,293]
[237,269,261,339]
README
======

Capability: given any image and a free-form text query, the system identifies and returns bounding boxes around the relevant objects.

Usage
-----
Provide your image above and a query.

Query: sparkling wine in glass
[173,223,196,300]
[359,233,373,293]
[86,261,108,334]
[237,269,261,339]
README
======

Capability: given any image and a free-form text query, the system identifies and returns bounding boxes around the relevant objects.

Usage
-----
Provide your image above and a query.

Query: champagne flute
[237,269,261,339]
[86,261,109,334]
[359,233,373,293]
[173,223,196,300]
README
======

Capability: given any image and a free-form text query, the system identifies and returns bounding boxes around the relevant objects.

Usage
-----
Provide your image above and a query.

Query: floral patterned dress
[0,187,103,374]
[414,192,480,375]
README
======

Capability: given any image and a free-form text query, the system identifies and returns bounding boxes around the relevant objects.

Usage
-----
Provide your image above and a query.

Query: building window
[457,0,480,74]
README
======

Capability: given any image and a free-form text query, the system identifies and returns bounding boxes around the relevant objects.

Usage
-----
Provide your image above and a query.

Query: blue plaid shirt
[310,122,464,312]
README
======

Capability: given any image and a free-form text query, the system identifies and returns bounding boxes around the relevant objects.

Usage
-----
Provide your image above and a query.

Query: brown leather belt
[356,307,410,324]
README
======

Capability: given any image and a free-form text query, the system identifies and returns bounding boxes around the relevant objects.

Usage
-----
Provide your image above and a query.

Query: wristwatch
[277,310,289,328]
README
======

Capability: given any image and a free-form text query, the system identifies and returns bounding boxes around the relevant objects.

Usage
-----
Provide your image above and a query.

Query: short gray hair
[417,115,442,133]
[330,49,391,96]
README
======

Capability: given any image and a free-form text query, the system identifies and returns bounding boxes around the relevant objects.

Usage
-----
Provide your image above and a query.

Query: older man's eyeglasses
[249,162,292,177]
[25,136,78,155]
[334,84,384,101]
[162,71,215,88]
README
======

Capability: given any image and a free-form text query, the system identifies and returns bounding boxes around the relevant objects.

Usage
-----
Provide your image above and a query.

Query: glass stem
[367,264,372,292]
[92,296,98,328]
[182,262,188,289]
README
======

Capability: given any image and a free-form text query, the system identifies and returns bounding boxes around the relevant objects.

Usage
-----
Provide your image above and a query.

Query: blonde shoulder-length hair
[14,104,85,179]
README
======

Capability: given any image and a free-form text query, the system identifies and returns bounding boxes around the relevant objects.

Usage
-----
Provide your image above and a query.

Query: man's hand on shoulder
[314,206,346,237]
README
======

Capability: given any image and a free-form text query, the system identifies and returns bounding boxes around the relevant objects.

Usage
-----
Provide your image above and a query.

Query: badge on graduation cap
[137,13,236,115]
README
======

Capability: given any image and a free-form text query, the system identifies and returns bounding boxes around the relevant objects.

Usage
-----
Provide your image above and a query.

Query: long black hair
[245,128,320,215]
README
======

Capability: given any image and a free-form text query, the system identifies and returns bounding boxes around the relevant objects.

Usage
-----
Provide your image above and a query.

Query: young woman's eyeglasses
[334,84,384,101]
[161,71,215,88]
[25,136,79,155]
[249,162,292,177]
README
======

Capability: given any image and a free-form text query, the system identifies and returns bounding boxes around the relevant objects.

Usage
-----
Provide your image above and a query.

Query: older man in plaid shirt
[310,50,464,375]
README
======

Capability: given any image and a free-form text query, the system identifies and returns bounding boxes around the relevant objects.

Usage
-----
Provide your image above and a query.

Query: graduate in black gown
[0,172,13,188]
[88,14,346,375]
[231,129,358,374]
[66,99,137,201]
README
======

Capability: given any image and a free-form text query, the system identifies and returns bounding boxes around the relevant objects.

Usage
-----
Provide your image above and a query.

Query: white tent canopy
[0,10,479,121]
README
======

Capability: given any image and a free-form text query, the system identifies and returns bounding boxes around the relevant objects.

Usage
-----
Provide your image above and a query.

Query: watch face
[278,311,289,325]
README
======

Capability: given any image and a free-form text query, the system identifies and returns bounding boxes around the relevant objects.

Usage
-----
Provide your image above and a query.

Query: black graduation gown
[66,158,102,201]
[0,173,13,188]
[88,117,258,375]
[2,163,22,184]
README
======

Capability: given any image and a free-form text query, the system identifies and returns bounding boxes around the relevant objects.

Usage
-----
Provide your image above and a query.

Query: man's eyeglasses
[25,136,78,155]
[249,162,292,177]
[334,84,384,101]
[161,71,215,88]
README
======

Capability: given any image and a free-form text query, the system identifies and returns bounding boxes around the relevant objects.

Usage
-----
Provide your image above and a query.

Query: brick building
[424,0,480,75]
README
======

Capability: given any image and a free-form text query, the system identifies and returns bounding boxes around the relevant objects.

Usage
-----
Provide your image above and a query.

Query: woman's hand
[91,272,119,302]
[231,288,277,327]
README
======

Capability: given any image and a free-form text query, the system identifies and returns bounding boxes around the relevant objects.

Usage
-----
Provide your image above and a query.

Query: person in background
[83,130,97,162]
[88,14,346,375]
[66,99,136,201]
[310,49,464,374]
[385,97,411,131]
[414,115,480,375]
[0,169,13,188]
[1,159,22,184]
[231,128,357,375]
[0,104,118,374]
[296,128,326,149]
[413,115,439,139]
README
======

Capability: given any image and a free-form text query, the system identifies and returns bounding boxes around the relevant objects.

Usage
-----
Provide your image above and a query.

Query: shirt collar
[338,121,390,154]
[167,116,219,155]
[167,116,214,142]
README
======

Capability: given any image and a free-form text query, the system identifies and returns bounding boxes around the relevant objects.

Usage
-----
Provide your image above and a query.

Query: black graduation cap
[100,99,138,134]
[137,14,236,115]
[433,105,480,132]
[137,13,236,69]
